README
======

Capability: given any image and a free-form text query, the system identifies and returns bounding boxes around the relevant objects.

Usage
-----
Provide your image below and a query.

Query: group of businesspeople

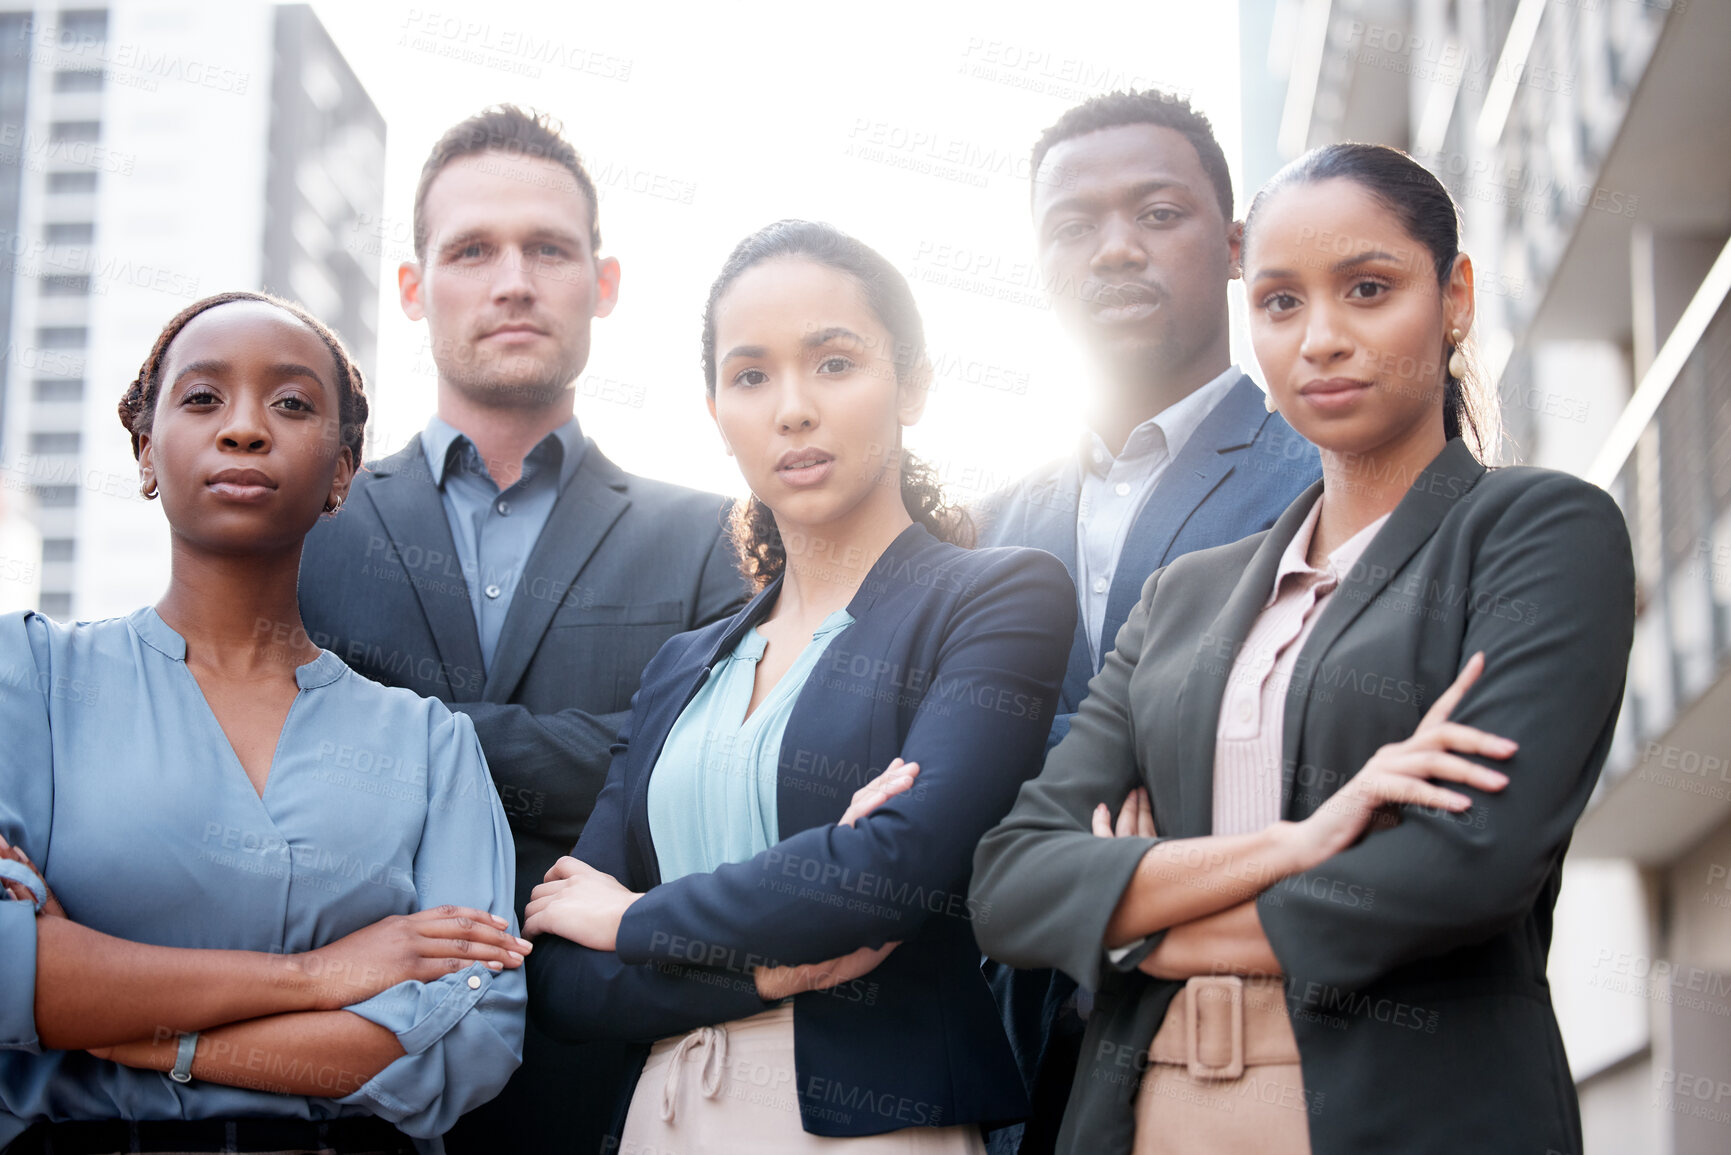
[0,85,1636,1155]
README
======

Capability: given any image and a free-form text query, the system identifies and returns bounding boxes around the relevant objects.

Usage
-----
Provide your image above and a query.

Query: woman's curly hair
[117,289,369,466]
[701,220,973,590]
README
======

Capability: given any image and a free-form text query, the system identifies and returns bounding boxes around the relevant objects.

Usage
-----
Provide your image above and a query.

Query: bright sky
[309,0,1243,504]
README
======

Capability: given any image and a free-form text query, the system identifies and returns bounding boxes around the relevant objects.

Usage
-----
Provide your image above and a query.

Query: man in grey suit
[298,106,747,1154]
[975,90,1320,1154]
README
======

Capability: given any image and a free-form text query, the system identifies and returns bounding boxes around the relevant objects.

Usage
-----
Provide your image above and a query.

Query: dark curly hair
[117,290,369,467]
[1243,142,1498,461]
[1030,89,1235,224]
[701,219,973,590]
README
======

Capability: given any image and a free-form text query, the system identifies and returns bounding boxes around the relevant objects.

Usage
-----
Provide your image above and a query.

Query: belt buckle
[1184,974,1245,1080]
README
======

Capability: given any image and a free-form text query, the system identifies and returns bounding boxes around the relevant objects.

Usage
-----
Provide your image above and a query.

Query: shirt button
[1238,701,1254,723]
[1093,448,1106,465]
[496,499,511,515]
[467,975,482,989]
[1114,481,1131,497]
[484,584,502,599]
[1093,577,1108,594]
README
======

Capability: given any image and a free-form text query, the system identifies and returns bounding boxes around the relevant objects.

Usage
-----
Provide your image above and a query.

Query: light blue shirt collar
[420,413,587,493]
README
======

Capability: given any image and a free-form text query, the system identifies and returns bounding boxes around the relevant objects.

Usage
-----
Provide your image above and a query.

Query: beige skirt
[1132,975,1314,1155]
[619,1003,985,1155]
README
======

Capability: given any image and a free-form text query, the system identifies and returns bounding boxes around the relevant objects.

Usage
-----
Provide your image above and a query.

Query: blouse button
[468,975,482,989]
[1114,481,1131,497]
[1238,701,1254,724]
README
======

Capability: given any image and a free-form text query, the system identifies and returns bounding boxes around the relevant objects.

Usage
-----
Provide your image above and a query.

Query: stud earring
[1447,327,1466,380]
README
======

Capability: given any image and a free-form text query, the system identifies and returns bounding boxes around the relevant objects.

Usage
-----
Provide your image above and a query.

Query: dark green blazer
[971,439,1636,1155]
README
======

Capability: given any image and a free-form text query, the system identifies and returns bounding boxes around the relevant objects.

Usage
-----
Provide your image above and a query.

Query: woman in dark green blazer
[971,143,1636,1155]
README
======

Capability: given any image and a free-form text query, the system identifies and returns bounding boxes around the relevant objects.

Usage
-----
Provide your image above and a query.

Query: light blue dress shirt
[1074,364,1241,665]
[0,608,525,1150]
[420,415,586,673]
[646,609,855,883]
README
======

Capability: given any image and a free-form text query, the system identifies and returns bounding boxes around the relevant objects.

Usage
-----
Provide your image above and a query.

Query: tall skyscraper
[0,0,383,621]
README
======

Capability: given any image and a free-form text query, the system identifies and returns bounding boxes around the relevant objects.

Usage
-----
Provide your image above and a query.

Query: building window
[35,485,77,508]
[39,274,89,296]
[52,69,104,93]
[48,121,100,143]
[32,378,83,402]
[43,222,93,244]
[28,432,79,454]
[37,592,71,619]
[35,326,87,349]
[46,171,97,193]
[40,538,74,562]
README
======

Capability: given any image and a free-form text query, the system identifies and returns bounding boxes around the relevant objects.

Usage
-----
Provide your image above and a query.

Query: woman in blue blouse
[0,292,529,1154]
[522,221,1076,1151]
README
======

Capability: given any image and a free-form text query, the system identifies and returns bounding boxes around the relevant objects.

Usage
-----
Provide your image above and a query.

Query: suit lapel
[364,437,485,699]
[998,459,1094,709]
[1100,376,1269,658]
[1278,439,1487,814]
[1175,480,1322,837]
[482,443,631,704]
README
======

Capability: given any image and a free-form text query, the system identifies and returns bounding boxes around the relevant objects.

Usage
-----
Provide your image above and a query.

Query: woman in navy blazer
[522,221,1075,1148]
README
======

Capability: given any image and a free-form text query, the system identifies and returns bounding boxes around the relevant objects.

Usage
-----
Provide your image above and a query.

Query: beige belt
[1146,975,1298,1079]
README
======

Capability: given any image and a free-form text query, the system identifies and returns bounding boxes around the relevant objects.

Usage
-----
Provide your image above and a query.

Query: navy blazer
[528,524,1076,1136]
[975,374,1321,750]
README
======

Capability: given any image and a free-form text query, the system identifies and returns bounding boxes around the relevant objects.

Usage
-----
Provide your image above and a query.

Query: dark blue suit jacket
[528,524,1076,1137]
[976,374,1322,750]
[972,374,1320,1153]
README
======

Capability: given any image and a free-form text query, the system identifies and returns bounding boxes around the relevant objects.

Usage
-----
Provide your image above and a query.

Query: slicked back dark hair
[118,290,369,466]
[1243,142,1497,461]
[1030,89,1235,225]
[700,219,973,589]
[412,104,601,261]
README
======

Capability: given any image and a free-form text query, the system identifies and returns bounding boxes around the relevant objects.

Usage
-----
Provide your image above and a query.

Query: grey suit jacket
[972,439,1636,1154]
[298,435,749,905]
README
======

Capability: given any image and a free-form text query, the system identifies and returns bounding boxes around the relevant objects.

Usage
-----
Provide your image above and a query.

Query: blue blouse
[646,609,854,883]
[0,609,525,1150]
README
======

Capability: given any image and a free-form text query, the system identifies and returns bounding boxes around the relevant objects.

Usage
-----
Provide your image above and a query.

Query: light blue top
[0,608,525,1151]
[421,413,587,673]
[647,608,854,883]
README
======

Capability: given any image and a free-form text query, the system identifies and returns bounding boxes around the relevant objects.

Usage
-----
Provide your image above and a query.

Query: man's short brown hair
[412,104,601,261]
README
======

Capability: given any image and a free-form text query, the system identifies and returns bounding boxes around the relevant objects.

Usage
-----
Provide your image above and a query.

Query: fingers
[1092,803,1112,837]
[413,912,532,964]
[1419,651,1485,729]
[1115,787,1154,838]
[840,760,921,827]
[1359,775,1475,813]
[1403,750,1510,792]
[408,904,510,930]
[1419,722,1517,760]
[1113,791,1137,838]
[543,856,587,883]
[1134,788,1157,838]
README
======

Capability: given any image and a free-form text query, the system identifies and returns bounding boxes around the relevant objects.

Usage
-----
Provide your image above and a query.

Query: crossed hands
[526,757,924,1001]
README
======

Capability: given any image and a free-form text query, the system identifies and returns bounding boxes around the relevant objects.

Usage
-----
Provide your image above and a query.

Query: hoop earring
[140,477,158,500]
[1447,327,1466,380]
[1264,390,1277,413]
[324,495,345,514]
